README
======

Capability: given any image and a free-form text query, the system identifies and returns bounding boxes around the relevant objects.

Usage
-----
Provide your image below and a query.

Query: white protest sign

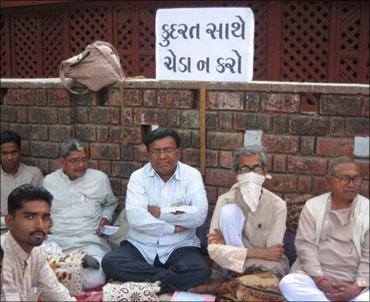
[156,7,254,82]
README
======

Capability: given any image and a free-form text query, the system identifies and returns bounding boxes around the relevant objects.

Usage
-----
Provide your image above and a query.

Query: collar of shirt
[147,162,181,182]
[327,194,358,226]
[1,163,24,178]
[59,168,86,184]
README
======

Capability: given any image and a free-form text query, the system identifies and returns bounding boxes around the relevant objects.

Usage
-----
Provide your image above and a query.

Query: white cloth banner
[156,7,255,82]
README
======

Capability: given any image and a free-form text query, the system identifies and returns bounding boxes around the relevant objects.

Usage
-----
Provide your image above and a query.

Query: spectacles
[66,157,89,165]
[239,164,264,174]
[332,175,362,185]
[149,147,177,157]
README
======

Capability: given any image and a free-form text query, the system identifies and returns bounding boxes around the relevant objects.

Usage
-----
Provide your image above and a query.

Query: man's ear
[5,214,14,229]
[59,157,65,168]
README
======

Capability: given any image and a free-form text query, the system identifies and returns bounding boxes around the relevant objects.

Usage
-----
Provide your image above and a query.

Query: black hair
[144,128,181,150]
[1,130,21,149]
[0,245,3,262]
[7,184,53,215]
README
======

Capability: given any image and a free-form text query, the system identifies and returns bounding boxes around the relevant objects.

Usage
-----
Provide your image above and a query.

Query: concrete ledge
[1,78,369,95]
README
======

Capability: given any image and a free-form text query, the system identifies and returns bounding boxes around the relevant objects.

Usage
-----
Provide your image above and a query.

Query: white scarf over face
[237,172,268,213]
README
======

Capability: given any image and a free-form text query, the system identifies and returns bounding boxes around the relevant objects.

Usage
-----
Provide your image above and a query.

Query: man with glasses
[102,128,210,293]
[279,156,369,301]
[207,145,289,278]
[43,138,117,289]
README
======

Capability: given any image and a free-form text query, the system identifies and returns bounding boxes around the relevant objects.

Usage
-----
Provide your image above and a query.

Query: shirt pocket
[78,194,98,218]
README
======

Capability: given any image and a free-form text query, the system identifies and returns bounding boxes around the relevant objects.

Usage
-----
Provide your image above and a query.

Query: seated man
[1,130,43,230]
[207,145,289,277]
[43,138,117,289]
[279,156,369,301]
[102,128,210,293]
[1,184,75,301]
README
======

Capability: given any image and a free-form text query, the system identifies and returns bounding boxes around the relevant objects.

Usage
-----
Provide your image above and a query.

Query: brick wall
[1,79,369,212]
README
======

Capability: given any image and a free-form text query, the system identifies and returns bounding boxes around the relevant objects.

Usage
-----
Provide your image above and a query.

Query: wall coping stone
[1,78,369,95]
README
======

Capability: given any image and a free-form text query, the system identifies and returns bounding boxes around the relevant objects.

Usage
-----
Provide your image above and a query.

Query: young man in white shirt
[1,184,75,301]
[102,128,210,293]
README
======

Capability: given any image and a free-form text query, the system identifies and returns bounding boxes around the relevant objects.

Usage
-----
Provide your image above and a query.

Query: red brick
[287,156,327,175]
[261,93,299,113]
[111,162,142,178]
[88,107,120,124]
[207,132,243,150]
[47,89,70,107]
[110,177,122,196]
[345,118,370,136]
[5,89,35,106]
[205,186,218,205]
[205,168,234,187]
[143,90,156,107]
[300,136,315,155]
[121,145,134,161]
[121,179,129,198]
[354,160,369,180]
[157,90,193,108]
[48,159,60,173]
[219,112,233,131]
[134,108,168,125]
[207,91,243,110]
[71,92,97,106]
[17,107,28,123]
[133,144,148,162]
[182,149,217,167]
[99,160,111,175]
[312,176,331,194]
[76,125,96,142]
[90,143,120,160]
[289,116,330,136]
[299,92,319,113]
[97,126,109,142]
[125,89,142,107]
[167,110,181,128]
[219,151,232,169]
[205,112,218,130]
[34,90,48,106]
[21,140,30,156]
[29,108,58,124]
[298,176,312,193]
[59,108,75,124]
[316,138,354,157]
[88,160,99,170]
[360,181,369,198]
[245,93,260,112]
[30,141,60,158]
[362,96,369,117]
[273,154,286,172]
[234,113,272,131]
[273,115,288,134]
[330,117,345,136]
[1,106,17,122]
[181,110,199,128]
[264,174,297,193]
[125,127,143,144]
[48,125,74,142]
[320,95,362,116]
[218,186,231,196]
[262,135,299,154]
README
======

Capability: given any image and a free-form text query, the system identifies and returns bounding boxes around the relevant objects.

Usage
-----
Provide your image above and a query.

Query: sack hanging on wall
[60,41,124,94]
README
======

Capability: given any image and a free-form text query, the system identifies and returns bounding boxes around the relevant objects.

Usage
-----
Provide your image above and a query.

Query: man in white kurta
[279,157,369,301]
[43,139,117,289]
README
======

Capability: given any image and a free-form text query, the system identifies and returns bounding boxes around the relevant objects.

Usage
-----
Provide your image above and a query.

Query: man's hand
[174,225,185,233]
[326,281,364,301]
[313,276,338,296]
[208,229,225,245]
[247,244,284,261]
[148,206,161,218]
[96,217,109,236]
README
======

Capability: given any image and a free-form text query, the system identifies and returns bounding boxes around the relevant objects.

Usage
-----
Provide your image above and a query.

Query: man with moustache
[207,145,289,277]
[43,138,117,289]
[279,156,369,301]
[102,128,210,293]
[1,184,75,301]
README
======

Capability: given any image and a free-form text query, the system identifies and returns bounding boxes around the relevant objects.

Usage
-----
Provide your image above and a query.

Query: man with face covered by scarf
[207,145,289,278]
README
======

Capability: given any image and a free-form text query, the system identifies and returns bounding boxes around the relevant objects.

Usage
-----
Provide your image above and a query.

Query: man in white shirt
[1,184,75,301]
[1,131,43,229]
[43,138,117,290]
[102,128,210,293]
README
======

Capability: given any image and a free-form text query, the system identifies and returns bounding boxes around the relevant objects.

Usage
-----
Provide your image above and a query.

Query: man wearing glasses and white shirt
[102,128,210,293]
[43,138,117,290]
[280,156,369,301]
